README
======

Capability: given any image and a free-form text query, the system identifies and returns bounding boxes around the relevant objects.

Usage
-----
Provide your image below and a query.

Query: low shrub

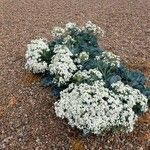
[25,21,149,135]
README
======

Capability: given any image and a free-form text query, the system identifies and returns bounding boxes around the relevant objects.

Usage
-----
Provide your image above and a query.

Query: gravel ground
[0,0,150,149]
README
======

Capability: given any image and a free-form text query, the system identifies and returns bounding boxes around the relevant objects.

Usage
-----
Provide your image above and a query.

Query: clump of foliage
[25,21,150,135]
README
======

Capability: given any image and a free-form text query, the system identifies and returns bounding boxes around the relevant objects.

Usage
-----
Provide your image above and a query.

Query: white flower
[85,21,97,32]
[74,51,89,64]
[62,35,75,45]
[97,26,105,37]
[111,81,148,112]
[53,44,73,55]
[25,38,49,73]
[49,45,77,86]
[65,22,81,33]
[73,68,103,83]
[83,21,104,37]
[65,22,77,30]
[96,51,121,67]
[55,80,139,134]
[51,27,65,38]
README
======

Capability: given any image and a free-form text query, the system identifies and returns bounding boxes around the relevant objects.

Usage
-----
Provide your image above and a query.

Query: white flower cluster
[55,80,141,134]
[74,51,89,64]
[51,27,65,38]
[65,22,78,30]
[96,51,121,67]
[25,38,50,73]
[73,68,103,83]
[111,81,148,112]
[51,21,104,39]
[49,45,77,86]
[51,22,80,39]
[62,35,75,45]
[83,21,104,36]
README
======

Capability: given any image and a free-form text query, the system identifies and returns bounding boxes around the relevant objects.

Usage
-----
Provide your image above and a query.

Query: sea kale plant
[25,21,150,135]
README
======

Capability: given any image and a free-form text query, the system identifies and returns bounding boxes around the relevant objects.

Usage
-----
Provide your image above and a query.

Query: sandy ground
[0,0,150,149]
